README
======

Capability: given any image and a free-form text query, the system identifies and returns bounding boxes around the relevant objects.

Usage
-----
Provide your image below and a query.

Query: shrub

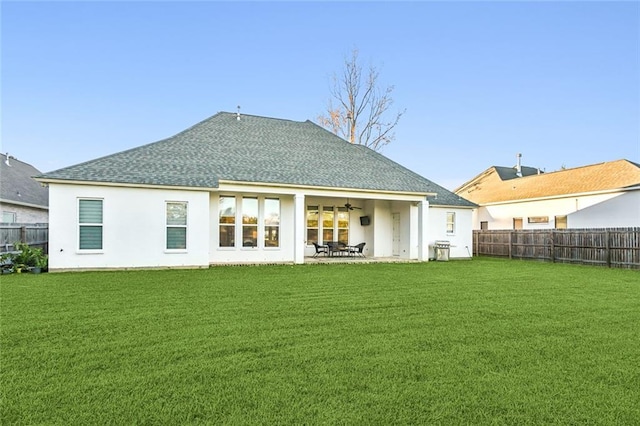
[10,242,48,272]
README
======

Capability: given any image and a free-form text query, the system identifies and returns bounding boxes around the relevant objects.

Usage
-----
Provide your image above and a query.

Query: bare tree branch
[317,48,405,151]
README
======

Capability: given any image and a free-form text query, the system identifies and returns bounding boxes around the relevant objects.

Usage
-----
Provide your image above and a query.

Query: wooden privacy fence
[0,224,49,254]
[473,228,640,269]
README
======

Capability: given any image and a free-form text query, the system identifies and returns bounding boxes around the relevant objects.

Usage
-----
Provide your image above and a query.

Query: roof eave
[35,177,218,192]
[34,176,437,198]
[429,203,476,209]
[0,198,49,210]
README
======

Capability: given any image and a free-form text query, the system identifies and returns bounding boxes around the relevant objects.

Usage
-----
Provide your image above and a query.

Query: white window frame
[219,196,237,249]
[241,197,259,249]
[306,205,319,246]
[306,204,350,246]
[264,198,280,249]
[2,211,16,223]
[78,198,104,253]
[446,212,456,235]
[165,201,188,252]
[218,196,281,250]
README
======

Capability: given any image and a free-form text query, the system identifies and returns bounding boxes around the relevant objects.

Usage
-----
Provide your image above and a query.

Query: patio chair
[349,242,366,257]
[312,242,328,257]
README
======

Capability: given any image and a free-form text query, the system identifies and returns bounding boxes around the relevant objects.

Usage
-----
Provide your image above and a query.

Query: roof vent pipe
[236,105,241,121]
[4,153,9,166]
[516,153,522,177]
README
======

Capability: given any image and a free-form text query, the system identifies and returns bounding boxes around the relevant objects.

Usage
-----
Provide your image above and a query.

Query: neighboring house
[0,153,49,224]
[36,112,475,271]
[455,157,640,230]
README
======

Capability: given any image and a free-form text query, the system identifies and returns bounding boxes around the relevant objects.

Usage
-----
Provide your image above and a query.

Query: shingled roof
[38,112,475,207]
[456,159,640,205]
[0,153,49,209]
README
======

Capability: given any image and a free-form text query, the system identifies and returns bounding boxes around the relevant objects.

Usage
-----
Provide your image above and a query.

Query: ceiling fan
[344,199,362,210]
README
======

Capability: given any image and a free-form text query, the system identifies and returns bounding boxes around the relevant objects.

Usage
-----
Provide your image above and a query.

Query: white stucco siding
[477,191,638,230]
[569,191,640,228]
[48,184,210,270]
[427,207,473,258]
[373,200,393,258]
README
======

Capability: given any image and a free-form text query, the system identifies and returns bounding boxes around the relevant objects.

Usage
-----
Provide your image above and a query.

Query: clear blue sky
[2,1,639,190]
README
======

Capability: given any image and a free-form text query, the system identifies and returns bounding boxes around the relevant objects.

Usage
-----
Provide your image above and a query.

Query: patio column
[418,199,430,261]
[294,193,305,264]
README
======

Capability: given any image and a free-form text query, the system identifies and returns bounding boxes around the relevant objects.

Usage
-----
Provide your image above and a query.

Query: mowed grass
[1,258,639,425]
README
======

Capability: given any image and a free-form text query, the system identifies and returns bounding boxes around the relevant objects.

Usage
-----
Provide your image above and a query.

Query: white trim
[0,199,49,210]
[429,204,475,210]
[294,194,305,264]
[418,200,429,261]
[36,178,215,193]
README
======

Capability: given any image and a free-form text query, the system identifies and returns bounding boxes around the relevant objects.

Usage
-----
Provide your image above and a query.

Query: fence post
[475,231,479,256]
[550,231,555,263]
[20,226,27,244]
[508,231,513,259]
[605,230,611,268]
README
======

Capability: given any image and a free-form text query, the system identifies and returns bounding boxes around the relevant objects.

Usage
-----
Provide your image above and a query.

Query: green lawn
[1,258,639,425]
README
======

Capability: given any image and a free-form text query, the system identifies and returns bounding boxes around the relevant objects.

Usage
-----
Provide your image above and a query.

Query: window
[220,196,281,249]
[528,216,549,224]
[264,198,280,247]
[513,218,523,230]
[337,207,349,243]
[2,211,16,223]
[219,196,236,247]
[480,221,488,231]
[242,197,258,247]
[446,212,455,234]
[166,202,187,250]
[306,205,319,244]
[79,199,103,250]
[322,206,334,243]
[555,215,567,229]
[306,204,352,245]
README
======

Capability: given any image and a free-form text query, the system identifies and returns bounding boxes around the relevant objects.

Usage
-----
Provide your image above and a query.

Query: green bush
[10,242,48,272]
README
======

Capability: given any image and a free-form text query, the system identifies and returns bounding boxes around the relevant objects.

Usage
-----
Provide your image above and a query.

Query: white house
[36,112,475,271]
[455,157,640,230]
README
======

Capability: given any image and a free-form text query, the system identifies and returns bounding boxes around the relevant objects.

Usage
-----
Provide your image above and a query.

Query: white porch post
[418,199,430,261]
[294,193,305,264]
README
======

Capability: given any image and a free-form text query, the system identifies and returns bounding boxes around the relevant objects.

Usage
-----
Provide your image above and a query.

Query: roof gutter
[0,198,49,210]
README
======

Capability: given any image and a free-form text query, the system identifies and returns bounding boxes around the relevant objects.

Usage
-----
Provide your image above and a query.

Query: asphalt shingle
[1,154,49,208]
[457,159,640,204]
[38,112,475,207]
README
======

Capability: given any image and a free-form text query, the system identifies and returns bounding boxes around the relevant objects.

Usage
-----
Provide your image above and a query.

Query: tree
[318,49,405,152]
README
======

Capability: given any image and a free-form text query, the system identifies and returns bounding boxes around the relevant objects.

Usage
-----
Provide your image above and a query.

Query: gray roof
[38,112,475,207]
[1,154,49,209]
[494,165,541,180]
